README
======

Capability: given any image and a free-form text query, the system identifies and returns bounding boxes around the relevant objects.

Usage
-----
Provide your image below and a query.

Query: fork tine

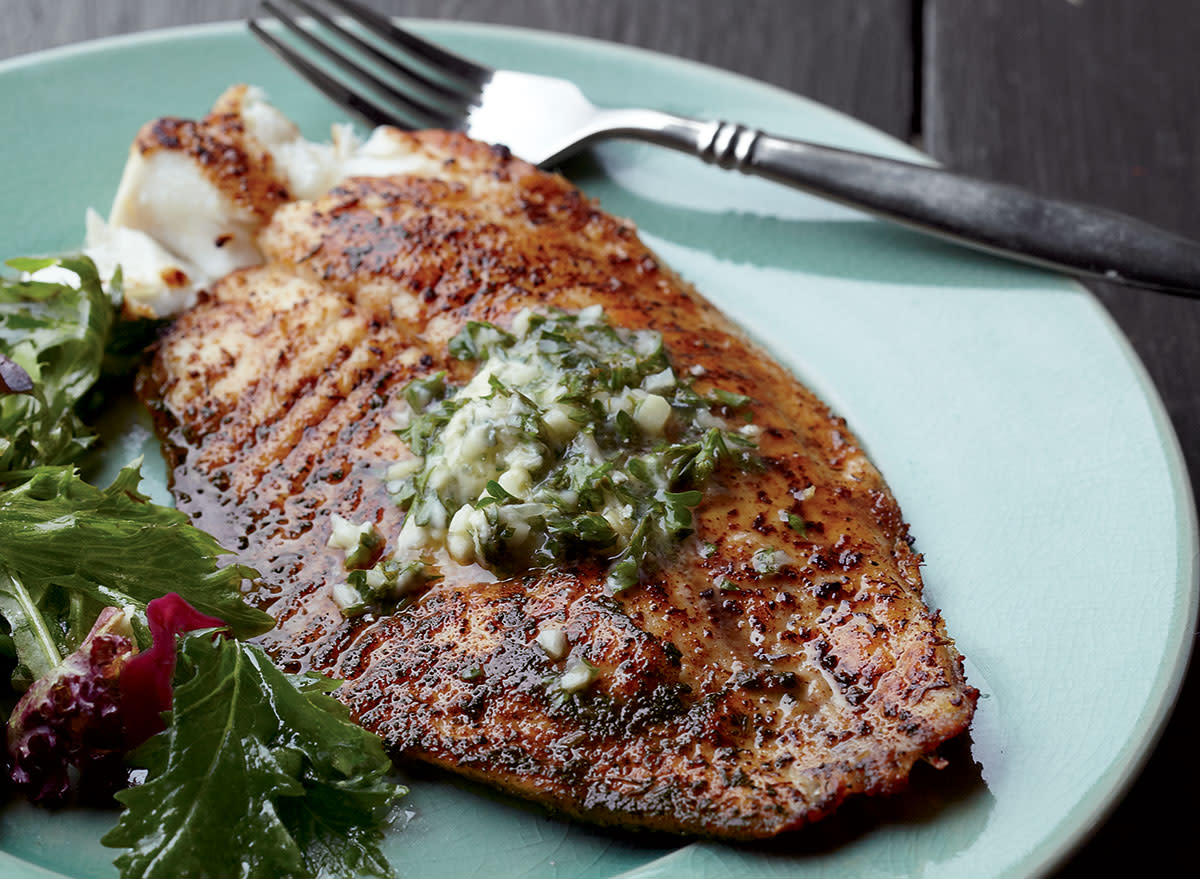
[321,0,492,88]
[286,0,477,107]
[258,1,462,130]
[248,19,397,128]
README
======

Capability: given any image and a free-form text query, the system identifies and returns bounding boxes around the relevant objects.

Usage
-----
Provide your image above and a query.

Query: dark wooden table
[4,1,1196,875]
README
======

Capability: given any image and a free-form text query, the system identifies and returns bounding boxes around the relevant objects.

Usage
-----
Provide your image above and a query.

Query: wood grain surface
[926,4,1198,874]
[1,1,1196,876]
[0,0,915,136]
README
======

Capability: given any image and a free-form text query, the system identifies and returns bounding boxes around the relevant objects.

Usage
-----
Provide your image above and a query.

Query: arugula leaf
[103,634,403,879]
[0,463,272,685]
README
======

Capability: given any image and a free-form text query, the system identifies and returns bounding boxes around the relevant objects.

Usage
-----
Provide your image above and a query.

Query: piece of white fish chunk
[108,148,263,289]
[77,85,465,318]
[83,209,199,317]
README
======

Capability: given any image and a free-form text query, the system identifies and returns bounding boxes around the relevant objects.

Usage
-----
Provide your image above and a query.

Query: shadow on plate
[395,760,683,853]
[745,731,993,859]
[397,729,992,858]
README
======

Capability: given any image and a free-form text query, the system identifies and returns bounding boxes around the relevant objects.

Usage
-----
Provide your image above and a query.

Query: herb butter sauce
[333,306,756,615]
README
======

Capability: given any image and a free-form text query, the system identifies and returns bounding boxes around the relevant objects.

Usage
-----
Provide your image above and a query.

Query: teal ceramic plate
[0,20,1195,879]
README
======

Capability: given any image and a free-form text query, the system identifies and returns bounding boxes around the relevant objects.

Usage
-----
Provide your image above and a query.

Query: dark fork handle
[589,110,1200,296]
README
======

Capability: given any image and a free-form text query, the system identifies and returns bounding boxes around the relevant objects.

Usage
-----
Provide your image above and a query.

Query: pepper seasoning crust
[139,128,976,838]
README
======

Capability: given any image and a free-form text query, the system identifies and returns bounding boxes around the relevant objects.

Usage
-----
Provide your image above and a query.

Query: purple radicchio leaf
[0,353,33,395]
[119,592,229,748]
[7,606,135,806]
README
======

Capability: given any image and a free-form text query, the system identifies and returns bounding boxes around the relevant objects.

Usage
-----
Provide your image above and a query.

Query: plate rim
[0,17,1196,879]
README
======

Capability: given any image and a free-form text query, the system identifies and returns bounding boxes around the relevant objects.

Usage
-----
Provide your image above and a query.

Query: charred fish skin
[138,122,976,839]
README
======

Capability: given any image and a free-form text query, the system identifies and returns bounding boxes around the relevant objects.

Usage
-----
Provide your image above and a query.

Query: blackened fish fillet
[138,126,976,839]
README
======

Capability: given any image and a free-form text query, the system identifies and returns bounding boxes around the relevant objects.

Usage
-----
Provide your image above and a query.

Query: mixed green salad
[0,257,405,879]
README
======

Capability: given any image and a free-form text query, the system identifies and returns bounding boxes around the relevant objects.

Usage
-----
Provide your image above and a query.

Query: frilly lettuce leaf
[0,463,272,687]
[0,256,269,687]
[0,256,115,474]
[0,256,394,877]
[103,633,402,879]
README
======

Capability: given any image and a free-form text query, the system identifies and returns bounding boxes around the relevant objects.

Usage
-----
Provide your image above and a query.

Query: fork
[250,0,1200,297]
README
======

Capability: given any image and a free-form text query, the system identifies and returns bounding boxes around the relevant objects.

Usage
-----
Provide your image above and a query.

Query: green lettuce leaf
[0,463,272,685]
[0,256,116,474]
[103,634,402,879]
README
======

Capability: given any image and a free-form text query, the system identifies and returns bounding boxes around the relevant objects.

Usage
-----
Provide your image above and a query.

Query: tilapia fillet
[138,129,976,838]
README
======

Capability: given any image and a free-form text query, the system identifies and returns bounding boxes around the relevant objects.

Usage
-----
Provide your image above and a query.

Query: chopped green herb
[344,525,386,571]
[447,321,514,360]
[386,307,757,594]
[711,388,752,408]
[479,479,515,505]
[335,559,437,617]
[785,512,808,536]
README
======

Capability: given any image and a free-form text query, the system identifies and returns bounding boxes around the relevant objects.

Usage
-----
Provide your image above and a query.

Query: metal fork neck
[543,108,757,170]
[549,108,1200,296]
